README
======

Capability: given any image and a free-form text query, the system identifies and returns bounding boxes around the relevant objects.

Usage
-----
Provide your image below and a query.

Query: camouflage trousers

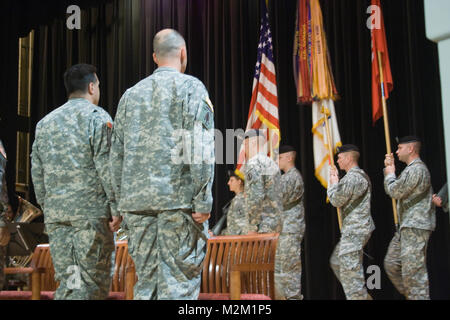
[330,237,370,300]
[384,227,431,300]
[275,233,303,300]
[46,219,114,300]
[0,245,5,290]
[123,210,208,300]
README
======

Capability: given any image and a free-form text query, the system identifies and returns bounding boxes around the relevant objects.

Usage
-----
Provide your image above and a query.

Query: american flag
[236,0,280,177]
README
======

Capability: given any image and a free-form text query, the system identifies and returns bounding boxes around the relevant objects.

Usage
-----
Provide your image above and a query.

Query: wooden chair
[3,244,57,300]
[1,241,137,300]
[200,233,279,300]
[111,240,136,300]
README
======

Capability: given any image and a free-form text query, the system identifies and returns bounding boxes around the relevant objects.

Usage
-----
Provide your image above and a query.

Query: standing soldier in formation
[31,64,119,300]
[0,139,10,290]
[276,145,305,300]
[110,29,214,300]
[383,136,435,300]
[328,144,375,300]
[242,129,282,234]
[220,170,248,235]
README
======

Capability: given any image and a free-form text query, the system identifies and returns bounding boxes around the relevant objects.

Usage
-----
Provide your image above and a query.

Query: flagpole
[377,50,399,231]
[321,102,343,231]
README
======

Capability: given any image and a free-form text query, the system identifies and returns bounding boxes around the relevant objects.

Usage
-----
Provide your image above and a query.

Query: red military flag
[371,0,393,124]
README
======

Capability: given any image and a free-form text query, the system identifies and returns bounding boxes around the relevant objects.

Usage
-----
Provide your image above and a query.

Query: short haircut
[411,141,422,154]
[63,64,98,96]
[153,29,186,58]
[349,150,360,162]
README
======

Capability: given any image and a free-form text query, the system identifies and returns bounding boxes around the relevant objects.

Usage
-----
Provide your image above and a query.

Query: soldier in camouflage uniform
[275,145,305,300]
[243,130,282,234]
[327,144,375,300]
[31,64,119,300]
[242,130,282,299]
[110,29,214,300]
[221,170,248,235]
[0,139,10,290]
[384,136,435,300]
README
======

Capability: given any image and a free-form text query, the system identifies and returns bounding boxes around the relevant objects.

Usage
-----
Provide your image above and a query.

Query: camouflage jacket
[31,98,118,223]
[0,140,8,227]
[280,167,305,236]
[110,67,215,213]
[384,158,436,231]
[244,153,282,233]
[221,192,248,235]
[328,166,375,255]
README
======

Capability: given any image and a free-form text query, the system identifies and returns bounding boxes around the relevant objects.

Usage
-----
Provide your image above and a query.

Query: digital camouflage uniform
[0,140,9,290]
[276,167,305,300]
[244,152,282,299]
[110,67,214,300]
[327,166,375,300]
[384,158,435,300]
[31,98,117,300]
[243,153,282,233]
[221,192,248,235]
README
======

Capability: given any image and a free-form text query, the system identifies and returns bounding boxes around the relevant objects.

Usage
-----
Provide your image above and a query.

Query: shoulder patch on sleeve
[204,97,214,113]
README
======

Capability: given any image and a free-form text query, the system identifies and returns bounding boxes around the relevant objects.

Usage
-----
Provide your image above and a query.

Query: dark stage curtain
[0,1,20,213]
[18,0,450,299]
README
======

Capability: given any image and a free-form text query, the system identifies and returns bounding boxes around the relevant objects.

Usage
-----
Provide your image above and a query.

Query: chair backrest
[201,233,279,298]
[111,240,131,292]
[30,244,58,291]
[29,241,134,293]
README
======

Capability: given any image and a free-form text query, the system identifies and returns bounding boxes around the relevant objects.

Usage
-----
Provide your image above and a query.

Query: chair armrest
[3,267,34,275]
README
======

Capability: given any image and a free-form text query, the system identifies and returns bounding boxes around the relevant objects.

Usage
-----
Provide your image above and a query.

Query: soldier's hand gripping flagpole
[377,50,400,232]
[321,103,343,231]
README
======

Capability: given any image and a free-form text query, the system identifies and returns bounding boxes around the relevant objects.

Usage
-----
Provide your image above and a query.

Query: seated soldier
[221,170,248,235]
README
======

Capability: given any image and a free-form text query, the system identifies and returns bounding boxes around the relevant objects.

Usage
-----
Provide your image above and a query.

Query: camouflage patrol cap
[396,135,421,145]
[336,144,359,154]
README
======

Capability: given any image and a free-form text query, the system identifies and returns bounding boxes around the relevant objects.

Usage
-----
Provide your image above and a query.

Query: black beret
[279,145,296,154]
[396,135,421,144]
[336,144,360,154]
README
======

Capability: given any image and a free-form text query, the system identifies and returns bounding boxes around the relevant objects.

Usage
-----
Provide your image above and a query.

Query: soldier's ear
[153,53,158,65]
[180,47,187,61]
[87,82,95,95]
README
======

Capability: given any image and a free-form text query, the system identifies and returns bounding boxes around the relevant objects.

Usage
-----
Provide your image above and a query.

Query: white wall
[424,0,450,213]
